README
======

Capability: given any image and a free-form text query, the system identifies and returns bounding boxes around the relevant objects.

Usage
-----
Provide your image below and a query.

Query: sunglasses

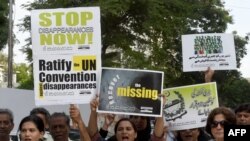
[211,120,228,128]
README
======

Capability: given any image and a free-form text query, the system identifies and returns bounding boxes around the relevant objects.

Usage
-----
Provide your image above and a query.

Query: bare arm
[205,67,214,82]
[153,94,165,138]
[88,96,99,137]
[69,104,91,141]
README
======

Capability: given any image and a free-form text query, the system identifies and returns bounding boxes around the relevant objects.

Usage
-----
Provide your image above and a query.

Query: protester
[49,112,72,141]
[163,123,176,141]
[88,95,165,141]
[0,108,14,141]
[130,115,152,141]
[96,117,138,141]
[99,114,116,139]
[205,107,236,141]
[50,110,90,141]
[111,118,138,141]
[99,114,150,141]
[69,104,91,141]
[30,107,51,130]
[18,115,45,141]
[168,67,214,141]
[30,107,53,141]
[176,128,211,141]
[234,103,250,125]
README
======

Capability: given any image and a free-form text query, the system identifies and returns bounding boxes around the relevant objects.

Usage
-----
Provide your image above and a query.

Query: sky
[224,0,250,78]
[4,0,250,78]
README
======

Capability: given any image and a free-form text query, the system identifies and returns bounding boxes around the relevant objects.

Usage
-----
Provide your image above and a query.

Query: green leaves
[18,0,250,108]
[0,0,9,50]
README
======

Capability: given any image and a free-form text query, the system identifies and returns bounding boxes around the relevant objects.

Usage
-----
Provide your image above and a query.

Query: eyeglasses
[211,120,228,128]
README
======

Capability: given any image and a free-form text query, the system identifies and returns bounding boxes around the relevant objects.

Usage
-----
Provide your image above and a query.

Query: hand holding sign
[205,67,214,82]
[69,104,82,125]
[90,95,99,112]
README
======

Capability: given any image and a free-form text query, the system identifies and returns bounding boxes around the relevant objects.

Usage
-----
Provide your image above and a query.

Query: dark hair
[0,108,14,124]
[30,107,50,123]
[18,115,45,133]
[205,107,236,137]
[50,112,70,127]
[176,128,211,141]
[235,103,250,114]
[130,116,151,141]
[114,118,137,134]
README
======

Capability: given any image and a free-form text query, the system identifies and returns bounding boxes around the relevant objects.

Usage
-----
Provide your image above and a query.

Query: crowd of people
[1,68,250,141]
[1,100,250,141]
[1,102,250,141]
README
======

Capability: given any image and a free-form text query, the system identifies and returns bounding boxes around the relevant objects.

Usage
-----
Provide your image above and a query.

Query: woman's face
[116,120,137,141]
[20,121,44,141]
[211,114,226,140]
[179,128,200,141]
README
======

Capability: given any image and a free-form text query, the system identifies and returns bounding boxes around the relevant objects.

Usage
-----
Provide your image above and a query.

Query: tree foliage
[15,63,31,82]
[19,0,250,108]
[0,51,8,71]
[0,0,9,50]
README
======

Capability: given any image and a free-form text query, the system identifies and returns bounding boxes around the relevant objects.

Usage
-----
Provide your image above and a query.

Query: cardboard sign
[31,7,101,105]
[163,82,219,130]
[98,68,164,117]
[182,33,236,72]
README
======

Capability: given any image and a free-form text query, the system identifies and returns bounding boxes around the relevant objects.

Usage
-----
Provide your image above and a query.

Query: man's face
[0,114,14,137]
[49,116,69,141]
[236,111,250,125]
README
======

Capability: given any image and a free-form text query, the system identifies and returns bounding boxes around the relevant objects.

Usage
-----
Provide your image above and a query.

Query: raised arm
[99,114,115,138]
[69,104,91,141]
[152,94,165,140]
[205,67,214,82]
[88,96,99,137]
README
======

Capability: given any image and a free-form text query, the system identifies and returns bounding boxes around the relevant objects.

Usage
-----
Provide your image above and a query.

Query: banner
[182,33,236,72]
[98,68,164,117]
[163,82,219,130]
[31,7,101,105]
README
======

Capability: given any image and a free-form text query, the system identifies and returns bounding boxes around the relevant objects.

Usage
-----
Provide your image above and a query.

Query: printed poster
[33,54,101,105]
[31,7,102,105]
[182,33,236,72]
[163,82,219,130]
[98,68,164,117]
[31,7,101,55]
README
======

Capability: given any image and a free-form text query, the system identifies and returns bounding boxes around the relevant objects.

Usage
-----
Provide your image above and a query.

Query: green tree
[221,78,250,108]
[19,0,250,107]
[0,51,8,71]
[17,74,33,89]
[0,0,9,50]
[15,63,34,89]
[15,63,31,82]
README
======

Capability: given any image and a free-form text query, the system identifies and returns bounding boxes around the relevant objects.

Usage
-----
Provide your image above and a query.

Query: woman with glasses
[205,107,236,141]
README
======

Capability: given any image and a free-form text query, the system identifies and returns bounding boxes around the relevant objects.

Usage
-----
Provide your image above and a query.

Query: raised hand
[69,104,82,124]
[205,67,214,82]
[103,114,115,130]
